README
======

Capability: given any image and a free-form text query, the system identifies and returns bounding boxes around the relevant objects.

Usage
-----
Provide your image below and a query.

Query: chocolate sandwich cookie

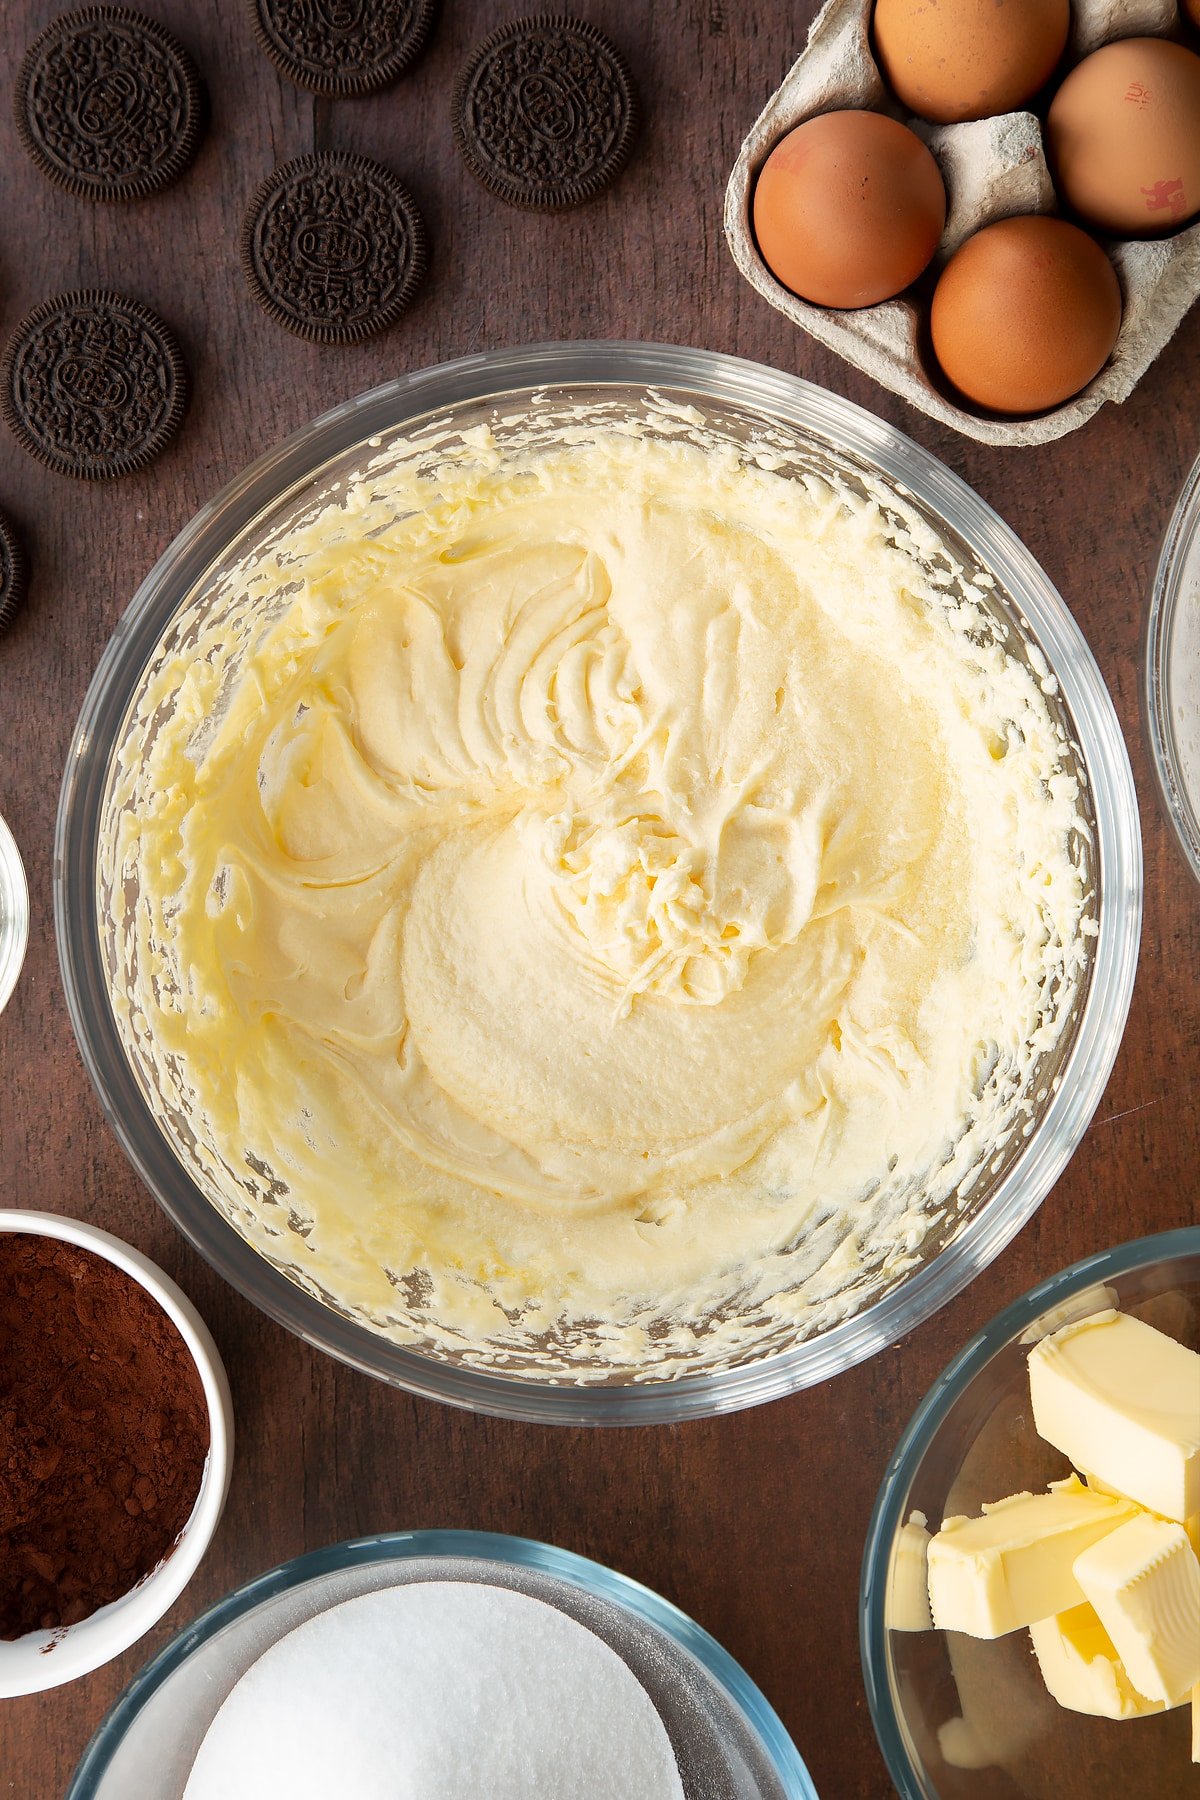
[250,0,440,96]
[15,7,205,203]
[1,291,189,481]
[242,153,429,344]
[0,514,29,637]
[452,15,639,211]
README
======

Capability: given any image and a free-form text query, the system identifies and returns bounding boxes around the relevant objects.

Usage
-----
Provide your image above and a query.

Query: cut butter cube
[1081,1470,1134,1505]
[1073,1512,1200,1707]
[927,1475,1136,1638]
[1018,1283,1119,1346]
[1185,1514,1200,1763]
[1028,1309,1200,1522]
[887,1512,932,1632]
[1029,1603,1171,1720]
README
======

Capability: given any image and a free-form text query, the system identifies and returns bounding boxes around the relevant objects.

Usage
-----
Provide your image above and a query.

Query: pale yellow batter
[105,409,1089,1376]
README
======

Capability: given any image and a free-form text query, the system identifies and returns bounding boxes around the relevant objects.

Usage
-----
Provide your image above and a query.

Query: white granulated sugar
[182,1582,685,1800]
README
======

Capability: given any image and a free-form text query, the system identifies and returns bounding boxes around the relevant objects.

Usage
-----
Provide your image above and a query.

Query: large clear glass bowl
[55,342,1142,1423]
[1145,446,1200,883]
[860,1228,1200,1799]
[66,1529,817,1800]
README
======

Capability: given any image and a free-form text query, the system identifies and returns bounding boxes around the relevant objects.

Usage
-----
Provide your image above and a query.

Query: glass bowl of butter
[861,1226,1200,1798]
[55,342,1142,1422]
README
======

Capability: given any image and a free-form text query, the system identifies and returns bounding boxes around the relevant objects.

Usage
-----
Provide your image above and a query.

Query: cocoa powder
[0,1232,210,1639]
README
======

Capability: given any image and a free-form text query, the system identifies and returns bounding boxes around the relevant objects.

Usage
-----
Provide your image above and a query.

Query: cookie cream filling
[104,408,1090,1376]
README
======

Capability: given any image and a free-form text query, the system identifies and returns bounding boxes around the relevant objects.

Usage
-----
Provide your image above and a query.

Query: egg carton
[724,0,1200,446]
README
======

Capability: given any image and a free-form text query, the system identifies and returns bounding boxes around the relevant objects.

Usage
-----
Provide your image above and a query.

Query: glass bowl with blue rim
[860,1227,1200,1800]
[68,1528,817,1799]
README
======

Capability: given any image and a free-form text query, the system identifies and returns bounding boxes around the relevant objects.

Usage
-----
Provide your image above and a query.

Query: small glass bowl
[1145,446,1200,883]
[67,1529,817,1800]
[56,342,1143,1422]
[860,1228,1200,1800]
[0,1210,234,1696]
[0,810,29,1016]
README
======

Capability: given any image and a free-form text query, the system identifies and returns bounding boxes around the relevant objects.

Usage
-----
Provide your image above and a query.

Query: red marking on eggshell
[1141,178,1186,216]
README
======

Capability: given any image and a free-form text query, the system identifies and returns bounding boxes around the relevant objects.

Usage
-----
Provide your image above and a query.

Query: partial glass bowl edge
[1145,446,1200,884]
[859,1226,1200,1800]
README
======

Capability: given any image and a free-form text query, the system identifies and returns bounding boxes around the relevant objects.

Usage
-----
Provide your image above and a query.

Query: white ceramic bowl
[0,1209,233,1696]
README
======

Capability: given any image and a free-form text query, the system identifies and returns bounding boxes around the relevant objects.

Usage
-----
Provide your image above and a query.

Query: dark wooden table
[1,3,1196,1795]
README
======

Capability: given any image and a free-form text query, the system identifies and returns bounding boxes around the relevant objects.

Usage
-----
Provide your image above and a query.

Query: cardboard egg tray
[724,0,1200,445]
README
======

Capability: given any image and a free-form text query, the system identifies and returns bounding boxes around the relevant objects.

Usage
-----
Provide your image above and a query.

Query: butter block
[888,1512,933,1632]
[1028,1309,1200,1522]
[1187,1514,1200,1764]
[927,1475,1136,1638]
[1081,1470,1133,1505]
[1073,1513,1200,1706]
[1018,1282,1119,1346]
[1029,1603,1170,1720]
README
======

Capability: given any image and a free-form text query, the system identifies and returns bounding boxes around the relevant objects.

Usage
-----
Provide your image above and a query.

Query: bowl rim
[0,809,29,1017]
[65,1526,818,1800]
[54,338,1143,1424]
[1144,444,1200,885]
[858,1224,1200,1800]
[0,1208,234,1696]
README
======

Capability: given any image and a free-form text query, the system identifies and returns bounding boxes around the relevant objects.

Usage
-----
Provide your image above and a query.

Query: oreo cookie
[0,514,29,637]
[250,0,439,96]
[1,291,189,481]
[453,15,639,211]
[15,7,205,203]
[242,153,429,344]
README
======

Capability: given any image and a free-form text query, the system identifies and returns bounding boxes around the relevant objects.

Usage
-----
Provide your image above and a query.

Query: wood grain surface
[1,3,1197,1796]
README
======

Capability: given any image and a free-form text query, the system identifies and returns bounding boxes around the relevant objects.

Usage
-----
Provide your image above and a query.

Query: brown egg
[930,215,1122,415]
[1182,0,1200,33]
[1047,38,1200,236]
[873,0,1069,124]
[752,110,946,309]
